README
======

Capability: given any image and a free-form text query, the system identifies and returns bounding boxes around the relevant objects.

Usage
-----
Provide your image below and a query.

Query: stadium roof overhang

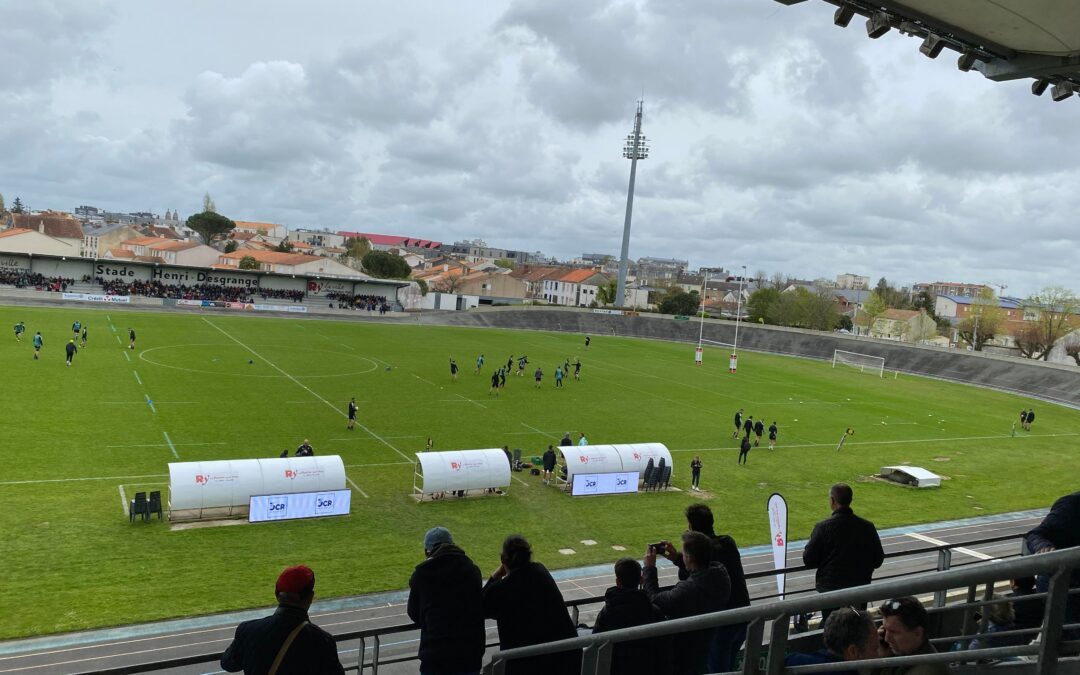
[774,0,1080,101]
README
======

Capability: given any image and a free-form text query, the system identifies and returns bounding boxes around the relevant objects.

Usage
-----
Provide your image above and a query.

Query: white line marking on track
[345,475,369,498]
[118,485,128,517]
[163,432,179,459]
[132,370,142,385]
[203,318,412,462]
[905,532,993,560]
[145,394,156,414]
[122,351,131,361]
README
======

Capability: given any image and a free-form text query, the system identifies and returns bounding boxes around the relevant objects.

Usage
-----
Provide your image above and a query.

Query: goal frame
[832,349,885,377]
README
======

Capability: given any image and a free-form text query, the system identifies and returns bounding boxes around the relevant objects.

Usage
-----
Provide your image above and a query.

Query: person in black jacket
[738,435,752,465]
[407,527,486,675]
[482,535,581,675]
[221,565,344,675]
[644,531,732,675]
[592,557,665,675]
[802,484,884,624]
[662,504,751,673]
[1025,490,1080,637]
[542,446,557,485]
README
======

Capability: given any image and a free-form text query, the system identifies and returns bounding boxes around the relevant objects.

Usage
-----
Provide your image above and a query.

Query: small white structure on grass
[168,455,347,520]
[879,466,942,488]
[558,443,673,487]
[413,449,512,501]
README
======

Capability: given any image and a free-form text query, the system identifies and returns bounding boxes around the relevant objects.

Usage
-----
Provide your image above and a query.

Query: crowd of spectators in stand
[325,292,389,313]
[0,271,74,291]
[97,278,305,303]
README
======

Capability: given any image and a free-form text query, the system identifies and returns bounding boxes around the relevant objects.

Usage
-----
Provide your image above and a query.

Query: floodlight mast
[616,101,649,310]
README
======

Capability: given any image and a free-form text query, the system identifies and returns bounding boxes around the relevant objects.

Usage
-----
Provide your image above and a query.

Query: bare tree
[1023,286,1080,360]
[203,193,217,213]
[956,289,1005,351]
[432,274,463,294]
[1065,343,1080,366]
[1014,323,1050,360]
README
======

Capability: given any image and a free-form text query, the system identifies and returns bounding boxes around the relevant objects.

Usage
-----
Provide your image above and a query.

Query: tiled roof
[123,236,174,247]
[234,220,284,232]
[0,227,33,239]
[880,309,919,321]
[220,250,323,265]
[558,268,599,284]
[148,240,200,252]
[336,231,442,249]
[9,214,84,240]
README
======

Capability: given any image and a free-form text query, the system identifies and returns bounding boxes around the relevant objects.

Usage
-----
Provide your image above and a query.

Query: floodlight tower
[616,101,649,309]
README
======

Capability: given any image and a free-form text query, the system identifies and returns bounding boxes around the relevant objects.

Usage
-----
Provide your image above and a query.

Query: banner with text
[767,492,788,599]
[62,292,131,304]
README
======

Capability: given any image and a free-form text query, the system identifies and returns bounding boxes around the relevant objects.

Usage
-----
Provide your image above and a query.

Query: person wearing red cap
[221,565,344,675]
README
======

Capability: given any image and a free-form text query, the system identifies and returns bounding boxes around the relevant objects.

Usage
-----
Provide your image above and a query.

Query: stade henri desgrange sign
[95,263,262,288]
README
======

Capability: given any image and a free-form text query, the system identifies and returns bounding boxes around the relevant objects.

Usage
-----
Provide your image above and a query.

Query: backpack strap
[268,620,308,675]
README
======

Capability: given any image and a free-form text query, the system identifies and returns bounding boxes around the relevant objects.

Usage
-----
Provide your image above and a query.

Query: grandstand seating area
[0,270,74,291]
[96,278,305,303]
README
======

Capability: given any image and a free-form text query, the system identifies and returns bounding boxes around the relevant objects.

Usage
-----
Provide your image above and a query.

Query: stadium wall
[422,307,1080,409]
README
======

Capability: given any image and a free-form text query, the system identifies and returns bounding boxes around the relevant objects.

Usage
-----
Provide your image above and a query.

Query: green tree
[494,258,515,270]
[658,287,699,316]
[186,210,236,244]
[223,240,238,253]
[874,277,912,310]
[362,250,411,279]
[596,278,618,305]
[747,288,781,324]
[957,289,1005,351]
[11,196,24,213]
[1020,286,1080,360]
[238,255,259,270]
[414,278,428,296]
[275,239,294,253]
[802,287,841,331]
[859,291,887,332]
[343,236,372,260]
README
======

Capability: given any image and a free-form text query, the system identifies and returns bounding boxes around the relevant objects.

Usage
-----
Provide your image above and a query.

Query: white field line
[122,351,131,361]
[668,431,1080,453]
[118,485,128,517]
[338,342,355,350]
[163,432,179,459]
[512,474,530,487]
[144,394,156,414]
[0,473,168,486]
[110,324,117,333]
[115,334,121,344]
[455,394,487,409]
[345,475,369,499]
[202,318,411,462]
[906,532,993,560]
[105,443,225,448]
[343,461,414,468]
[132,370,142,386]
[520,422,559,440]
[412,373,436,386]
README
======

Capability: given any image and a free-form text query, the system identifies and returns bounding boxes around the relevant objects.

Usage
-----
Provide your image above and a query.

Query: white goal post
[832,349,885,377]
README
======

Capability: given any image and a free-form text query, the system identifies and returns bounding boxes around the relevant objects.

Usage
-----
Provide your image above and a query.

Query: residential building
[4,212,87,256]
[234,220,288,239]
[510,265,566,300]
[836,273,870,290]
[914,281,990,298]
[635,256,688,283]
[115,237,220,267]
[338,231,442,253]
[0,228,79,257]
[455,270,528,302]
[934,295,1025,323]
[218,250,365,277]
[870,308,938,342]
[541,268,609,306]
[441,238,542,266]
[80,221,143,258]
[293,229,347,249]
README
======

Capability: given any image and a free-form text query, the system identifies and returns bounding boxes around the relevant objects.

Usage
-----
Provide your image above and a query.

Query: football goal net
[832,349,885,377]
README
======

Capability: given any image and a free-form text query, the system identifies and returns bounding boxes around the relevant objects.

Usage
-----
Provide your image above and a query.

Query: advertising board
[249,489,352,522]
[571,471,639,496]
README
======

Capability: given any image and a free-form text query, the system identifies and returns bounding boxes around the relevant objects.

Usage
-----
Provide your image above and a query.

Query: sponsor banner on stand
[767,493,789,599]
[592,308,624,315]
[61,293,131,304]
[253,304,308,313]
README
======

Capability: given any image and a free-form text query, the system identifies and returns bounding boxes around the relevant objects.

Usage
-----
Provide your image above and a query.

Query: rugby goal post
[832,349,885,377]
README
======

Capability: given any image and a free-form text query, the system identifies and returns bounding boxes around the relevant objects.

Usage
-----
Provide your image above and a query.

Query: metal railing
[484,547,1080,675]
[77,531,1036,674]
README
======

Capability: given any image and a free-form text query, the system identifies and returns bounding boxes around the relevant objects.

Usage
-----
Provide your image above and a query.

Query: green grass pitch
[1,304,1076,637]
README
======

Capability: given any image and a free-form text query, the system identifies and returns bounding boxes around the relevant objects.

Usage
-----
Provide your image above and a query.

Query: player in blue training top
[554,366,564,388]
[475,354,484,374]
[32,331,43,359]
[14,321,26,341]
[71,320,81,339]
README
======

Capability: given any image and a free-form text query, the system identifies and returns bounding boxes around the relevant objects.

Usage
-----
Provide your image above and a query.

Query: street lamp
[731,265,746,373]
[615,101,649,311]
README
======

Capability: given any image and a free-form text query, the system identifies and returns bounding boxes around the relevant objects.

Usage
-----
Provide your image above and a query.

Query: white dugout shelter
[413,449,512,500]
[559,443,673,485]
[169,455,347,520]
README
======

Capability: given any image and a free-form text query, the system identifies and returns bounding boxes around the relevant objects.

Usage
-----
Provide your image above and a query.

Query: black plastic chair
[148,491,163,521]
[642,458,655,486]
[660,465,672,490]
[129,492,149,523]
[512,448,522,471]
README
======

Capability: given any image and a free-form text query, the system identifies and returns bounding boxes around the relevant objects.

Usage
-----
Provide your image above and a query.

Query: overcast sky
[2,0,1077,295]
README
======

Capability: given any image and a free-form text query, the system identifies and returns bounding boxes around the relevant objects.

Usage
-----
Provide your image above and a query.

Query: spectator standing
[220,565,344,675]
[592,557,665,675]
[560,432,572,448]
[785,608,879,672]
[802,483,884,624]
[1024,490,1079,636]
[542,445,557,485]
[407,527,485,675]
[663,504,751,672]
[643,531,731,675]
[690,456,702,490]
[482,535,581,675]
[875,596,948,675]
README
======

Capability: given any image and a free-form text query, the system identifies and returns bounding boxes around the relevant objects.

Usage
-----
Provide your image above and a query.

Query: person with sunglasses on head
[786,608,879,673]
[874,596,947,675]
